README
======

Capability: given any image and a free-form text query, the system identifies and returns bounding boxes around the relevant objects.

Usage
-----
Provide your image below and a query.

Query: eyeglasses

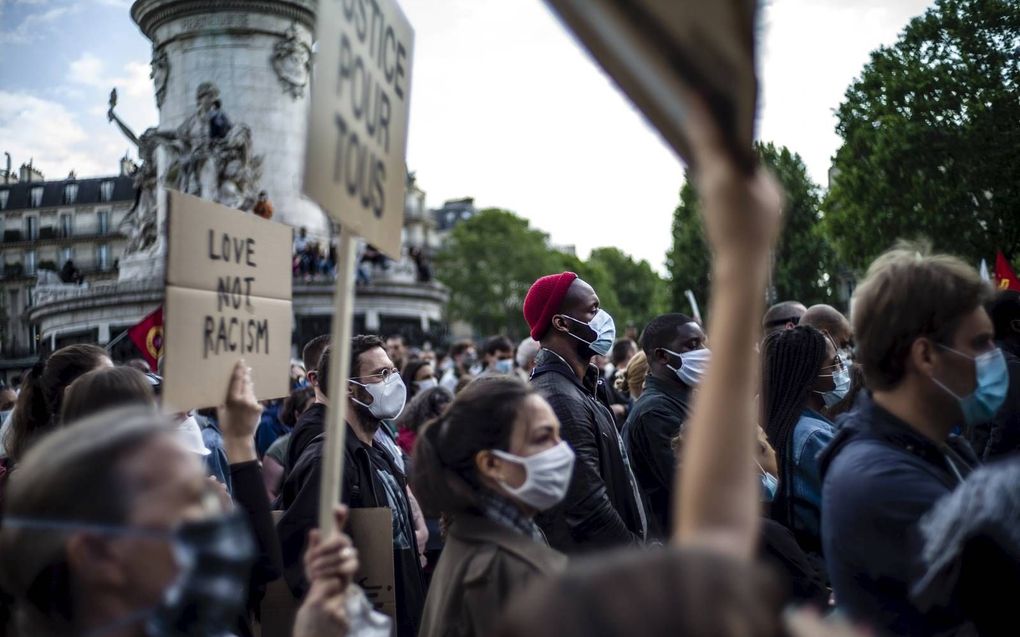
[351,367,401,383]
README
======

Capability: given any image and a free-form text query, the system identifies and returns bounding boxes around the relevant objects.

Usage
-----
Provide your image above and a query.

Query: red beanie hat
[524,272,578,340]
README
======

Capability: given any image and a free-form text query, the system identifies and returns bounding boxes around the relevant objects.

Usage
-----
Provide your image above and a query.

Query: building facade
[0,162,135,383]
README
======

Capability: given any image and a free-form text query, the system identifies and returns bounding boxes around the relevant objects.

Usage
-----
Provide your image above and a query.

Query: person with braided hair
[761,325,846,556]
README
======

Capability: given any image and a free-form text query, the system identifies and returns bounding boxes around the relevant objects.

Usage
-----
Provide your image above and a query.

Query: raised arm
[672,97,783,560]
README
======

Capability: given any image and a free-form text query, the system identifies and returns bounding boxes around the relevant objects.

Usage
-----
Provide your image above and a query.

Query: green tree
[666,180,711,317]
[667,143,836,312]
[824,0,1020,269]
[436,209,562,338]
[760,143,838,306]
[587,247,667,332]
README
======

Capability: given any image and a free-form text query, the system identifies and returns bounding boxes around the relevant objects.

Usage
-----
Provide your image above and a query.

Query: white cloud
[0,91,98,177]
[0,5,71,44]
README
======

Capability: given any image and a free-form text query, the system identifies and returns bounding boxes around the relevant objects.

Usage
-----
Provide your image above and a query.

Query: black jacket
[622,375,692,538]
[819,392,978,636]
[530,349,647,553]
[283,402,326,478]
[277,423,426,637]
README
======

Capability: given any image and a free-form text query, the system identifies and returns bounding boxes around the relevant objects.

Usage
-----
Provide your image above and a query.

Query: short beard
[352,401,381,433]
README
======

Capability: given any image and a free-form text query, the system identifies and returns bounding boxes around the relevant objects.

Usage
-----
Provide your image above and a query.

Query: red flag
[128,306,164,371]
[995,251,1020,292]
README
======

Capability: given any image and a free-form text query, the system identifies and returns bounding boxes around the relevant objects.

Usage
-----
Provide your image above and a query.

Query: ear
[474,450,503,483]
[66,533,126,588]
[306,370,318,388]
[549,315,570,335]
[1011,319,1020,335]
[908,336,939,377]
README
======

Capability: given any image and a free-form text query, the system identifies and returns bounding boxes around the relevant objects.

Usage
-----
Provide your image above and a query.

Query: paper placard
[162,190,293,412]
[347,507,397,624]
[303,0,415,259]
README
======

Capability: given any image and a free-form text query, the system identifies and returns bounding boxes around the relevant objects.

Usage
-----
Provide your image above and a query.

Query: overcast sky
[1,0,934,272]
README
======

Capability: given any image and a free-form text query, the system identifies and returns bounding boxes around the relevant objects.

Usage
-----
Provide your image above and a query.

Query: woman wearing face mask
[402,359,439,402]
[0,384,372,637]
[762,325,847,558]
[412,376,572,637]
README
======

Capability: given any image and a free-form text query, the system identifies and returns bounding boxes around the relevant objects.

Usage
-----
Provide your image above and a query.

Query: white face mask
[491,441,576,511]
[815,366,851,407]
[559,309,617,357]
[414,377,439,392]
[350,373,407,420]
[493,359,514,375]
[662,347,711,386]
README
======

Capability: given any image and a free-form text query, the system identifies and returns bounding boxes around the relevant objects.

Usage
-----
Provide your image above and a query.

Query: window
[63,183,78,205]
[0,190,8,210]
[26,286,34,308]
[8,290,17,313]
[97,210,110,235]
[100,181,114,202]
[30,186,44,208]
[60,213,73,238]
[61,246,74,264]
[29,323,38,354]
[25,249,36,275]
[24,216,38,240]
[97,244,110,270]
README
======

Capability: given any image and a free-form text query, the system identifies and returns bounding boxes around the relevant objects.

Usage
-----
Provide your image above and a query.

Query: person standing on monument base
[524,272,648,552]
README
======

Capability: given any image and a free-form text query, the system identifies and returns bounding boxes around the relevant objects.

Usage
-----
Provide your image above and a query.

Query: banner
[995,251,1020,292]
[128,306,163,370]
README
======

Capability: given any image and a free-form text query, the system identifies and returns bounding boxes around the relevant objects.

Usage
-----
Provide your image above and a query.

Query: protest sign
[544,0,758,172]
[303,0,415,538]
[161,190,293,412]
[304,0,415,260]
[347,508,398,623]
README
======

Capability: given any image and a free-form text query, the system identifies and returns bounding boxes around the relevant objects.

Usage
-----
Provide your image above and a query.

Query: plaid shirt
[479,492,548,545]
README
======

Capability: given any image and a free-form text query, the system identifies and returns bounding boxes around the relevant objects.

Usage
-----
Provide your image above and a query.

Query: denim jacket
[783,409,835,552]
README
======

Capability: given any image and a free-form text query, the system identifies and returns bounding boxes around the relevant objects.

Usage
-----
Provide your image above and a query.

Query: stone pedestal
[132,0,326,237]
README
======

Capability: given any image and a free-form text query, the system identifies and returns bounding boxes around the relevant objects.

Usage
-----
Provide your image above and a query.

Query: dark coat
[282,402,326,477]
[419,513,566,637]
[530,349,647,553]
[622,374,692,538]
[819,392,978,636]
[277,423,426,637]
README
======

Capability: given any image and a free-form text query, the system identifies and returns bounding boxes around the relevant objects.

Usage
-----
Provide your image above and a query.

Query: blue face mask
[493,359,514,375]
[932,346,1009,426]
[815,365,851,407]
[559,309,616,358]
[757,462,778,503]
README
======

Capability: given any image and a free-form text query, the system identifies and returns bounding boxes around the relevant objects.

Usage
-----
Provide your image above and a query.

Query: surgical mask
[931,346,1008,427]
[815,366,851,407]
[414,377,438,392]
[493,359,514,375]
[757,462,778,503]
[351,373,407,420]
[662,347,711,387]
[491,441,576,511]
[4,512,254,637]
[559,309,616,358]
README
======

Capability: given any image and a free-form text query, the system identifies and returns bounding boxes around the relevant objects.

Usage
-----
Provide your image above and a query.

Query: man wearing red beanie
[523,272,648,552]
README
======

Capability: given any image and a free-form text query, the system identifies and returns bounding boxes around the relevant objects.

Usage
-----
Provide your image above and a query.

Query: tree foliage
[436,209,563,338]
[824,0,1020,269]
[436,209,667,338]
[586,247,667,331]
[668,143,836,313]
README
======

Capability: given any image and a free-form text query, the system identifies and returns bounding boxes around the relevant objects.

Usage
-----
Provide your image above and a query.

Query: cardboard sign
[303,0,415,259]
[347,507,398,624]
[162,190,293,412]
[545,0,758,172]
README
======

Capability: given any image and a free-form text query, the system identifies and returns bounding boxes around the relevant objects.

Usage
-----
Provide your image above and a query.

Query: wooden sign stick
[317,232,359,536]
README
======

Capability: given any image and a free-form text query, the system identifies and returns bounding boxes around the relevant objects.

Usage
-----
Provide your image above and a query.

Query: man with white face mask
[623,313,708,538]
[278,336,426,637]
[524,272,648,553]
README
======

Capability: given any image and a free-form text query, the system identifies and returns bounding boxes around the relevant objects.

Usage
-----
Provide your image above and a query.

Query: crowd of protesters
[1,98,1019,637]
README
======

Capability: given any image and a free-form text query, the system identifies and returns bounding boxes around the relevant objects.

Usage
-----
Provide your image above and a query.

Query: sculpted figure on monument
[108,82,263,256]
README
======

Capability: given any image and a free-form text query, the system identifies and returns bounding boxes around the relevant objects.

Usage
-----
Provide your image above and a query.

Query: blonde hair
[616,350,648,398]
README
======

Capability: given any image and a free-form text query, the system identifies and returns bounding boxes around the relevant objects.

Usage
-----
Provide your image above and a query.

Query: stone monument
[29,0,450,356]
